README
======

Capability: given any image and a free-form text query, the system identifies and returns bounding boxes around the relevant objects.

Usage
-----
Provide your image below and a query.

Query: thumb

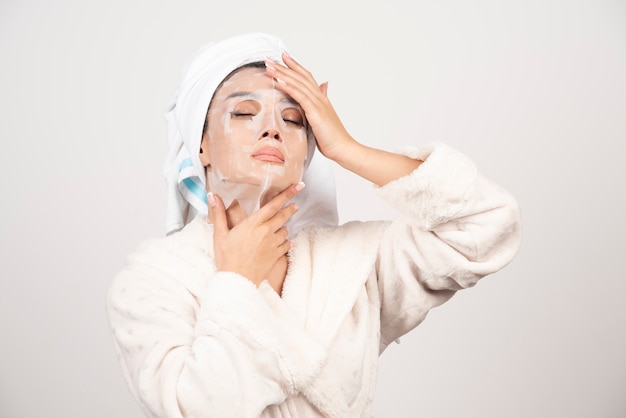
[319,81,328,97]
[208,192,229,237]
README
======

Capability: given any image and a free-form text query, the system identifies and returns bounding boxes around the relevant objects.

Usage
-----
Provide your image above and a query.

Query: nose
[261,129,282,142]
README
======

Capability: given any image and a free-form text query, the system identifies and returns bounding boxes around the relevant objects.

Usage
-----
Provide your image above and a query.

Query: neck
[208,178,280,216]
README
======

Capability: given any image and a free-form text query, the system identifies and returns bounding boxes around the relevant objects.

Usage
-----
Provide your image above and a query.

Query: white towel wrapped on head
[163,32,338,235]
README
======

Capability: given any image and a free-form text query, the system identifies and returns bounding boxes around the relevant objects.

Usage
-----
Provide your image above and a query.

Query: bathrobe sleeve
[107,238,326,418]
[374,143,522,351]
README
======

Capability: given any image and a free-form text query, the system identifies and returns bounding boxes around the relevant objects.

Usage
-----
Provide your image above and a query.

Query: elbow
[473,192,522,267]
[493,195,523,267]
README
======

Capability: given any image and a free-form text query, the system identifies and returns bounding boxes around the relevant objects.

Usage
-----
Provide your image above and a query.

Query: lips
[251,146,285,163]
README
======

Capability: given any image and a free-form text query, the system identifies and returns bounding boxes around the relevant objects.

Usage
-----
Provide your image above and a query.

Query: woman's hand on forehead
[264,53,356,162]
[264,53,423,187]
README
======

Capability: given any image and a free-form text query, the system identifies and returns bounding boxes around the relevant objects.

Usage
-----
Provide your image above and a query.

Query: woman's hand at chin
[208,182,305,294]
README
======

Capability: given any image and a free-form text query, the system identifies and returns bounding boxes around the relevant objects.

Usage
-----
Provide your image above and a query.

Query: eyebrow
[280,97,300,108]
[225,91,302,108]
[225,91,258,100]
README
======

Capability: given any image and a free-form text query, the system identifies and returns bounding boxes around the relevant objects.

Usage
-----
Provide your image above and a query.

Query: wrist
[331,140,370,174]
[324,136,364,167]
[216,261,264,287]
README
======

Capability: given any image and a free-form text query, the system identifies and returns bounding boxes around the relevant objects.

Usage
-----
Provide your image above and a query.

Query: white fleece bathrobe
[107,144,522,418]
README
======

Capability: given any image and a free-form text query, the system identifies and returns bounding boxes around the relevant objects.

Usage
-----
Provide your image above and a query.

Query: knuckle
[260,224,272,236]
[280,209,293,223]
[283,188,295,199]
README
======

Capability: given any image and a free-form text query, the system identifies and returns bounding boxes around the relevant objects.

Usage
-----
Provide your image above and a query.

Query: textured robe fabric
[107,143,522,418]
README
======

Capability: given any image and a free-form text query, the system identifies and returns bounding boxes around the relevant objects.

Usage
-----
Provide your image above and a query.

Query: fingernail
[264,58,276,69]
[293,203,299,211]
[275,77,287,87]
[294,182,305,192]
[207,192,217,207]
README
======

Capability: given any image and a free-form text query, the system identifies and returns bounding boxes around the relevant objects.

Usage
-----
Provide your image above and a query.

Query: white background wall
[1,0,625,416]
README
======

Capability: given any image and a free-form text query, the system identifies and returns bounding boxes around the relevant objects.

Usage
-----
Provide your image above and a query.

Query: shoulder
[129,219,209,266]
[109,217,214,299]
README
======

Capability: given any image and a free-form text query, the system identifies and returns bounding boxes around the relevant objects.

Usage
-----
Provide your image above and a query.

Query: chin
[242,170,300,188]
[221,175,289,190]
[266,173,301,191]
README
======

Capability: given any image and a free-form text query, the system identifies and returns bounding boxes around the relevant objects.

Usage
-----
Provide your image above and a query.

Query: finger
[207,192,217,223]
[208,193,229,238]
[276,239,294,256]
[319,81,328,97]
[225,199,248,229]
[254,182,305,222]
[282,52,315,83]
[266,202,298,232]
[271,65,319,99]
[266,67,327,123]
[265,59,321,102]
[266,53,317,87]
[271,226,290,247]
[280,54,328,104]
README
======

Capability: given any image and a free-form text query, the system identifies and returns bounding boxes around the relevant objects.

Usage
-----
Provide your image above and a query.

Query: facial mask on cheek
[207,149,305,217]
[206,107,306,217]
[206,163,271,217]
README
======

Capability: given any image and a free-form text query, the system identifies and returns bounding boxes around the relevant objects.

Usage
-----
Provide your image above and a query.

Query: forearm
[330,137,423,187]
[375,143,521,345]
[375,143,522,284]
[264,54,423,185]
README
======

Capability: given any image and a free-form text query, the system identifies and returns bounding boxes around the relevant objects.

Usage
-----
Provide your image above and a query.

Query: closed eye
[230,99,260,119]
[231,112,255,118]
[283,118,304,126]
[282,108,305,128]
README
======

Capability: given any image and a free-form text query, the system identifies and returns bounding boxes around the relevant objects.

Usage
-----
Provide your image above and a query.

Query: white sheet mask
[204,67,308,216]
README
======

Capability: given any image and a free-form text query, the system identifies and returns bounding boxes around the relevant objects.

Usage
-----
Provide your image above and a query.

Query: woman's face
[200,66,308,191]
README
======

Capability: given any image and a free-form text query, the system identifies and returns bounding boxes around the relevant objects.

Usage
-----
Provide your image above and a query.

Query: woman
[107,32,521,417]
